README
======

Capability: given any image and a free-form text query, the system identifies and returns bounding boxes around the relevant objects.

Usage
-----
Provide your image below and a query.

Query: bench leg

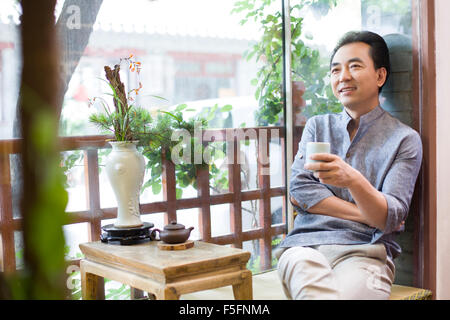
[81,269,104,300]
[158,287,179,300]
[130,288,145,300]
[232,270,253,300]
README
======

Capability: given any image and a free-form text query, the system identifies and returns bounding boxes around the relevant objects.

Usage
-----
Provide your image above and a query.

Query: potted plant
[89,55,152,228]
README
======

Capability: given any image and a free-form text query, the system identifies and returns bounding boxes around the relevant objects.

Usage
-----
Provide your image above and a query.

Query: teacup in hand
[305,142,330,171]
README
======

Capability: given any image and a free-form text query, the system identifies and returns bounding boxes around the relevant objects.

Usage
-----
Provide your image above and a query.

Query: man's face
[330,42,387,111]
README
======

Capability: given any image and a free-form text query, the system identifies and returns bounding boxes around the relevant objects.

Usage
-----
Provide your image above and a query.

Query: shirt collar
[339,105,385,128]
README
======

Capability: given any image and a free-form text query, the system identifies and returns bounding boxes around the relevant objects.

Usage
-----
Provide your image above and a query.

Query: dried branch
[103,64,132,140]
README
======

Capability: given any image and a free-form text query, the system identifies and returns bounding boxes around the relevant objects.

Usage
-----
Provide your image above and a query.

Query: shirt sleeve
[379,131,423,235]
[289,118,335,212]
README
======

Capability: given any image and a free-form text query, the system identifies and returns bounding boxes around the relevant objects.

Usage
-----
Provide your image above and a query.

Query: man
[277,31,422,300]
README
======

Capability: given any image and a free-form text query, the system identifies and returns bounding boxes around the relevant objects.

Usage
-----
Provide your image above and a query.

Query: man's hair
[330,31,391,93]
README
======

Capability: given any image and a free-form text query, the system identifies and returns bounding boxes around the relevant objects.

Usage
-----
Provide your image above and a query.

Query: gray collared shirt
[280,105,423,259]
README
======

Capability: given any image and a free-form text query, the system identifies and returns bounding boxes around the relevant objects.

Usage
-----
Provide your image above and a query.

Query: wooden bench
[389,284,432,300]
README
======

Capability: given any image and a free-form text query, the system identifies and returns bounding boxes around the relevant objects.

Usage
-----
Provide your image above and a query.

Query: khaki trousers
[277,243,395,300]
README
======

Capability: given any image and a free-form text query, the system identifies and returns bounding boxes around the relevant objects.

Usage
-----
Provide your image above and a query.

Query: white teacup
[305,142,330,165]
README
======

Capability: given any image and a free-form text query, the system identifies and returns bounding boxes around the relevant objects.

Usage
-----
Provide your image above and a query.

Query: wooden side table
[79,240,252,300]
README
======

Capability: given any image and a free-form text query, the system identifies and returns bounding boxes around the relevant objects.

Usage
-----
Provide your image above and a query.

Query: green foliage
[232,0,342,125]
[247,255,262,274]
[246,236,283,274]
[29,122,68,298]
[62,61,231,200]
[89,103,153,142]
[104,280,131,300]
[140,104,229,198]
[210,164,229,192]
[60,151,83,188]
[87,57,228,197]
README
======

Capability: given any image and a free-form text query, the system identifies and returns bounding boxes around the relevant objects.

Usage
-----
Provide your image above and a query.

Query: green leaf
[147,94,169,101]
[176,188,183,199]
[159,110,182,123]
[151,182,162,195]
[175,104,188,112]
[220,104,233,112]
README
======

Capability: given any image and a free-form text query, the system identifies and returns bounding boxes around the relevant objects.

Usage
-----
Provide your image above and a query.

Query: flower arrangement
[87,54,231,199]
[88,54,152,142]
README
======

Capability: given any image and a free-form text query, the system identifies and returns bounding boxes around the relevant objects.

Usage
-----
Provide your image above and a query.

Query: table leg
[81,265,104,300]
[232,270,253,300]
[158,287,180,300]
[130,287,145,300]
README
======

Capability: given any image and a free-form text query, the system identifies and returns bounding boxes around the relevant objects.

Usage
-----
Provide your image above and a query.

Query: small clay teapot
[152,221,194,244]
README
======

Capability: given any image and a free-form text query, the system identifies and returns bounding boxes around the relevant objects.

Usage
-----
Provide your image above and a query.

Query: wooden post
[258,129,272,271]
[0,154,16,273]
[415,0,437,295]
[228,137,243,249]
[84,149,105,299]
[162,149,177,224]
[280,134,287,229]
[85,149,102,241]
[197,164,211,242]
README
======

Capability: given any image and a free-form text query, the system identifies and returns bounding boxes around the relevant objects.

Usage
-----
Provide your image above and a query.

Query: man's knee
[277,246,331,286]
[333,258,393,300]
[277,246,338,300]
[278,246,330,271]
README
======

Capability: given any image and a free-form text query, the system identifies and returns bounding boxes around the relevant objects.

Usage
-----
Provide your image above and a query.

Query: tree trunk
[56,0,104,112]
[13,0,104,138]
[8,3,104,285]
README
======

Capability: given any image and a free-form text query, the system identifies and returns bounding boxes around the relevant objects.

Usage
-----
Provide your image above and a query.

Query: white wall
[435,0,450,300]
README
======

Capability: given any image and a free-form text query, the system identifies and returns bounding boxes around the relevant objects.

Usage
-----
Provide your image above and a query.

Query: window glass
[0,0,21,139]
[1,0,417,278]
[54,2,286,261]
[0,0,287,270]
[56,0,265,136]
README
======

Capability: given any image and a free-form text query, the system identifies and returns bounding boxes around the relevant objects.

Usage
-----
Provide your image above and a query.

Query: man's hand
[304,153,388,230]
[304,153,358,188]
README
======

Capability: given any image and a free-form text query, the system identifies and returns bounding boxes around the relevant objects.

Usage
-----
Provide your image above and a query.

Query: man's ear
[377,67,388,88]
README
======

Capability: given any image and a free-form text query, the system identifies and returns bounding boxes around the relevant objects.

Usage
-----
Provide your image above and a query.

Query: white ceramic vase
[106,141,145,228]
